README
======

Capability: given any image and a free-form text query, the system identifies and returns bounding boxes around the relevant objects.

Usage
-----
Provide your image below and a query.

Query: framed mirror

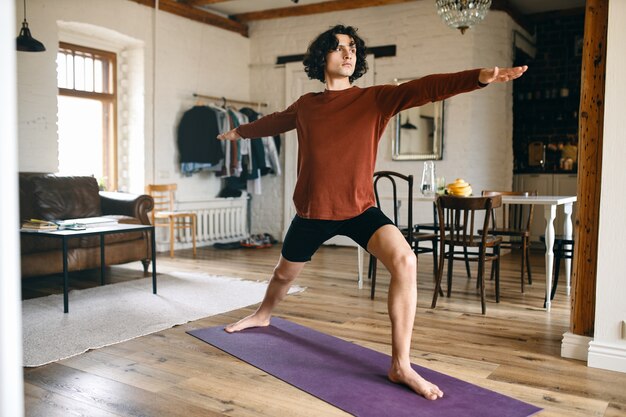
[391,78,444,160]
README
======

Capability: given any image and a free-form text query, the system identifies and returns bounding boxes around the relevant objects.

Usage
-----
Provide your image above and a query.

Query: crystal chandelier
[436,0,492,35]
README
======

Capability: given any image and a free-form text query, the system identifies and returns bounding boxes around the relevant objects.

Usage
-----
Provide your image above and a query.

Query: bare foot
[388,365,444,400]
[224,313,271,333]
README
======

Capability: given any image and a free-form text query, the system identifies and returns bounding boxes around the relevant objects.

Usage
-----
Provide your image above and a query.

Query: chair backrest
[481,190,536,231]
[373,171,413,246]
[145,184,177,222]
[436,195,502,247]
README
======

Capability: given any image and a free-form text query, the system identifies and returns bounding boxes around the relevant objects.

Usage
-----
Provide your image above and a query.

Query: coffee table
[21,224,156,313]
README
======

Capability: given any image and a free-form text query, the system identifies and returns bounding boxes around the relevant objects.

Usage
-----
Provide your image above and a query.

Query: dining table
[356,194,577,311]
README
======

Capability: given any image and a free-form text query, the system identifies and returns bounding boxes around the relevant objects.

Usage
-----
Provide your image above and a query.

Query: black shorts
[281,206,395,263]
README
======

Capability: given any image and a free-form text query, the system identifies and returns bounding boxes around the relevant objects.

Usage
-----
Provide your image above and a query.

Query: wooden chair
[415,202,472,279]
[481,190,535,293]
[431,195,502,314]
[146,184,197,258]
[369,171,438,299]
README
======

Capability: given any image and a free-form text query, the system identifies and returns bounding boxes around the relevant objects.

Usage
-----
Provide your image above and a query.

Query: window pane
[74,55,85,90]
[66,54,74,90]
[94,59,103,93]
[57,96,104,178]
[56,52,66,88]
[84,57,94,92]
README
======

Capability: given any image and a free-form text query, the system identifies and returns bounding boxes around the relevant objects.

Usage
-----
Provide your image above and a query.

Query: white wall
[16,0,250,200]
[1,0,24,414]
[588,0,626,373]
[246,2,521,237]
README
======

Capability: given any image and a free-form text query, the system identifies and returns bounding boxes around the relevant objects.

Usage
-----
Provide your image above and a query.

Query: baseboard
[588,341,626,373]
[561,331,592,361]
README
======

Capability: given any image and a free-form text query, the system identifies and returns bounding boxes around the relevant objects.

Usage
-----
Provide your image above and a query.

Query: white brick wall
[16,0,526,241]
[16,0,249,201]
[247,2,524,237]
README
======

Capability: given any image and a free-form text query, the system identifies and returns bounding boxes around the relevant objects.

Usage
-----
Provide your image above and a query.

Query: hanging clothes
[177,106,223,164]
[262,136,281,176]
[176,100,281,197]
[240,107,268,179]
[240,107,281,177]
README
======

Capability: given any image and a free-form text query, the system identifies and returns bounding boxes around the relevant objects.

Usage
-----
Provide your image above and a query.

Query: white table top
[499,195,577,205]
[411,194,577,205]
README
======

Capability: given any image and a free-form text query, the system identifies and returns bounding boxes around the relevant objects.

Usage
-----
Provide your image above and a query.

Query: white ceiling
[199,0,586,18]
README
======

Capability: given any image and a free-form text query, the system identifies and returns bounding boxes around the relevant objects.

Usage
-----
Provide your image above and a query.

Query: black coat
[177,106,224,164]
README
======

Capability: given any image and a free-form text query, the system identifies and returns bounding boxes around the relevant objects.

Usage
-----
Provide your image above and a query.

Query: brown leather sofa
[19,173,154,278]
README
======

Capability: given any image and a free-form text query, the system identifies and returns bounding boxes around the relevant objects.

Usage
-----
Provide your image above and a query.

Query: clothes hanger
[401,117,417,130]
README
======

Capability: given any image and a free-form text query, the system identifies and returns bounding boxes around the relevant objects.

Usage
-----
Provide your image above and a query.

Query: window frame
[57,42,118,190]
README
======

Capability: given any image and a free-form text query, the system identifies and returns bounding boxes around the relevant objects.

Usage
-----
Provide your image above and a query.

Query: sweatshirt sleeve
[376,68,483,119]
[236,100,298,139]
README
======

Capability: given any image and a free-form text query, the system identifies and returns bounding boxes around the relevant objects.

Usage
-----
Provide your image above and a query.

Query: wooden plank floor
[22,245,626,417]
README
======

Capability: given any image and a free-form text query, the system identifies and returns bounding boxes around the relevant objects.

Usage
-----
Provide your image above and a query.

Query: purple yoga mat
[188,318,541,417]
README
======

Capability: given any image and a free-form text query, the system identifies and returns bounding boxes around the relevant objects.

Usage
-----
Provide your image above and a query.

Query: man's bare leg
[225,255,306,333]
[367,225,444,401]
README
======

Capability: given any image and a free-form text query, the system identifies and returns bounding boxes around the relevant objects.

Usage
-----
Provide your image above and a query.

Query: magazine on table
[55,217,119,230]
[21,219,59,231]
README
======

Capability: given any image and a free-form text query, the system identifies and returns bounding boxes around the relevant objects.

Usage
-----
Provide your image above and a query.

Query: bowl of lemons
[446,178,472,196]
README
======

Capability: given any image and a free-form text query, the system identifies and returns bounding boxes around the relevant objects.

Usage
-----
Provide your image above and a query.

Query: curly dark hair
[303,25,368,84]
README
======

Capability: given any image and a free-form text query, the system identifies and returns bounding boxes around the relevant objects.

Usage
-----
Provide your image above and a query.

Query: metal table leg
[100,233,106,286]
[151,227,157,294]
[62,237,69,313]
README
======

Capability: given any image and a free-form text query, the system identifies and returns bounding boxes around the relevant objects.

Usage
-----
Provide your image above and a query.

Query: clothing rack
[192,93,268,108]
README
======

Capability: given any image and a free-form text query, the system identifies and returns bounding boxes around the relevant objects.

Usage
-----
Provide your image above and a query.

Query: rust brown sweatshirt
[236,68,484,220]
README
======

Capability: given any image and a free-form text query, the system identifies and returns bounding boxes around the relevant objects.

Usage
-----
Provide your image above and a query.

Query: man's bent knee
[272,267,297,284]
[389,250,417,276]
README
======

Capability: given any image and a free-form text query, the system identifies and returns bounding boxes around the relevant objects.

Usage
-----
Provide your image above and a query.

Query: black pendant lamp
[16,0,45,52]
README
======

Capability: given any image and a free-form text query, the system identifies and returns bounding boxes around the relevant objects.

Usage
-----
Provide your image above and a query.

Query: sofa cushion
[32,176,102,220]
[19,172,48,226]
[21,233,63,255]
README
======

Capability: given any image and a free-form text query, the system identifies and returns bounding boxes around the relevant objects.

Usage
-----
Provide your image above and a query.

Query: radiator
[154,194,249,253]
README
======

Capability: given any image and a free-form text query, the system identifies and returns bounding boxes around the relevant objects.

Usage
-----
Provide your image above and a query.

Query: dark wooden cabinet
[512,11,584,174]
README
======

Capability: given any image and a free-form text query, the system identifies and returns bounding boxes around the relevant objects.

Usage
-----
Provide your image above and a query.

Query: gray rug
[22,271,304,367]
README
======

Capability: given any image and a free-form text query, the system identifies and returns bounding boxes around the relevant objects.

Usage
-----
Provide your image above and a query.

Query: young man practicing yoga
[217,24,526,401]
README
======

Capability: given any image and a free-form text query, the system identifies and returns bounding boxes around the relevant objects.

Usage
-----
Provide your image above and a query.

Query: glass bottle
[420,161,436,196]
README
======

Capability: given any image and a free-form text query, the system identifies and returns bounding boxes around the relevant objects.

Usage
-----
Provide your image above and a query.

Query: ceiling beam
[129,0,248,37]
[231,0,418,22]
[184,0,230,6]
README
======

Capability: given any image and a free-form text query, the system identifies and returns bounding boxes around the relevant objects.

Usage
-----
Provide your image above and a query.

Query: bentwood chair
[369,171,438,299]
[482,191,537,292]
[431,195,502,314]
[146,184,197,258]
[481,190,536,293]
[415,202,472,279]
[540,234,575,307]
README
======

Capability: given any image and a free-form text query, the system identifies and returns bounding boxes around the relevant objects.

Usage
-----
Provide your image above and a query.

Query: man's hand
[479,65,528,85]
[217,129,242,141]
